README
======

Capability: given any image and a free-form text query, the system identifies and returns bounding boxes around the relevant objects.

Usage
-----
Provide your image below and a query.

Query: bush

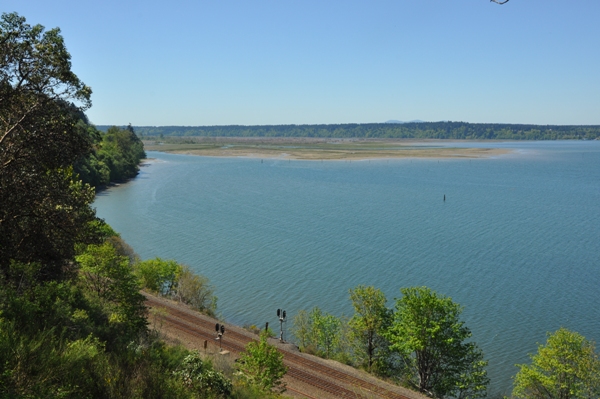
[292,307,347,359]
[174,351,232,398]
[135,258,181,296]
[172,265,217,316]
[76,242,147,350]
[236,332,287,394]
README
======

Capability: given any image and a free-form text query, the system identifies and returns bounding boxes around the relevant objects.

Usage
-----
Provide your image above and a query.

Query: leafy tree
[72,122,147,189]
[173,265,217,316]
[0,12,97,281]
[135,258,181,296]
[74,149,111,187]
[512,328,600,399]
[106,234,139,264]
[292,309,312,350]
[348,285,392,374]
[313,308,343,359]
[386,286,489,399]
[135,259,217,316]
[72,122,110,186]
[98,125,145,182]
[292,307,344,359]
[236,331,287,394]
[174,351,232,398]
[76,242,147,349]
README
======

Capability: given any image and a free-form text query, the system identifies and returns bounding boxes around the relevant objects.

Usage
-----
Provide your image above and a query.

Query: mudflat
[143,137,509,160]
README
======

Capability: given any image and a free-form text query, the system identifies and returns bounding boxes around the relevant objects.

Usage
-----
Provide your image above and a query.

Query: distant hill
[95,122,600,140]
[385,119,425,124]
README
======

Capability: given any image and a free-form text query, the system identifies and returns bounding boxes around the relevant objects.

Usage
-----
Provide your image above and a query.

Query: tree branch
[490,0,510,4]
[0,101,39,146]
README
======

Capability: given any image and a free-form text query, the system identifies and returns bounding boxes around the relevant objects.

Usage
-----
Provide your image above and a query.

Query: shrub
[175,351,232,398]
[173,266,217,316]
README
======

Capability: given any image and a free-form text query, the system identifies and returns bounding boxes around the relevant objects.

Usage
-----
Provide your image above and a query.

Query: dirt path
[145,293,427,399]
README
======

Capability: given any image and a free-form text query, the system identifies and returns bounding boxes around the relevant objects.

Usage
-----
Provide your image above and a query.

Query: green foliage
[0,13,91,108]
[312,308,343,359]
[0,265,90,340]
[135,259,217,316]
[72,123,110,187]
[173,265,217,316]
[76,242,147,350]
[74,124,146,188]
[291,309,311,350]
[87,219,119,241]
[0,264,215,398]
[0,165,98,281]
[236,332,287,394]
[174,351,232,398]
[101,122,600,141]
[106,235,139,264]
[0,12,228,399]
[386,286,489,399]
[348,285,393,375]
[512,328,600,399]
[230,383,282,399]
[98,125,146,182]
[292,307,346,359]
[0,12,98,282]
[0,318,111,398]
[0,263,112,397]
[135,258,181,296]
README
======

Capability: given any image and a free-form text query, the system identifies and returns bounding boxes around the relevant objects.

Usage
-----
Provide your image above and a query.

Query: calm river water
[93,141,600,396]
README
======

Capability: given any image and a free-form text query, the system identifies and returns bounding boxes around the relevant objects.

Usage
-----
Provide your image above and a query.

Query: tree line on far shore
[97,122,600,141]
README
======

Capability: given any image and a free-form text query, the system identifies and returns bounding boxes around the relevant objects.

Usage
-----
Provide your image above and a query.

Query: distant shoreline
[97,122,600,141]
[143,138,510,160]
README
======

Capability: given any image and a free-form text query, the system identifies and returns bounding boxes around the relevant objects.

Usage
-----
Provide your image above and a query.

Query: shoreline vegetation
[143,137,510,160]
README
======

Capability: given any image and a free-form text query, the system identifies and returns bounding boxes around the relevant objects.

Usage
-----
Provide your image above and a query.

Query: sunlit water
[93,141,600,396]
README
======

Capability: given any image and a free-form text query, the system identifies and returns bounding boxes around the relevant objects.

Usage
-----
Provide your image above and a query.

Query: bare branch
[490,0,510,4]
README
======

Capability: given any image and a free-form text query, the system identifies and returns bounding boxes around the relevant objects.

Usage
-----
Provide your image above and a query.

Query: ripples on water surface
[94,141,600,396]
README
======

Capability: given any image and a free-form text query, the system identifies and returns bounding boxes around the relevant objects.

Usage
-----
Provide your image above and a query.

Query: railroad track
[145,295,416,399]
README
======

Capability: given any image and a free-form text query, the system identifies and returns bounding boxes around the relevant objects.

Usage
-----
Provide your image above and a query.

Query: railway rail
[145,294,421,399]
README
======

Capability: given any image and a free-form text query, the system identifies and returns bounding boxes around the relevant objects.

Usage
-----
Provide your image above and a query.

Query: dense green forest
[74,121,146,188]
[98,122,600,140]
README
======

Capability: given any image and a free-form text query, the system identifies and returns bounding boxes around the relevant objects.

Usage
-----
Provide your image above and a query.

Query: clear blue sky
[4,1,600,126]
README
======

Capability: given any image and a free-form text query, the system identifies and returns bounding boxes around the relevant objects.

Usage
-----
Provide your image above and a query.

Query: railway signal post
[277,309,287,342]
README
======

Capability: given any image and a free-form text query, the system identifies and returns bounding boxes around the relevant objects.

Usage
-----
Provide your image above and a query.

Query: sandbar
[143,138,509,160]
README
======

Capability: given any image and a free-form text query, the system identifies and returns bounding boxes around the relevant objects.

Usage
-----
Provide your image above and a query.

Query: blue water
[93,141,600,396]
